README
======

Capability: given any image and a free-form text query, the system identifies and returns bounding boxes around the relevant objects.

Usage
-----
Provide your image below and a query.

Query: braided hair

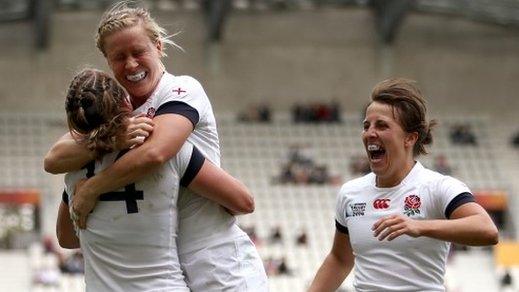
[65,68,131,157]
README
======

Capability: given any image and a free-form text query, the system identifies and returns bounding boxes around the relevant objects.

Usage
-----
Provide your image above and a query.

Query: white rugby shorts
[180,235,269,292]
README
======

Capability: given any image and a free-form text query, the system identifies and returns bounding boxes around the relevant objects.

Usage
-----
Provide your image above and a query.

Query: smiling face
[104,23,164,108]
[362,101,417,187]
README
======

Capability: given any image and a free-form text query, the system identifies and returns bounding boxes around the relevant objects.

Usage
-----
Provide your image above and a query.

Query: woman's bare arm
[308,231,354,291]
[72,114,192,228]
[44,133,95,174]
[372,202,499,246]
[187,160,254,215]
[44,116,153,174]
[56,200,80,249]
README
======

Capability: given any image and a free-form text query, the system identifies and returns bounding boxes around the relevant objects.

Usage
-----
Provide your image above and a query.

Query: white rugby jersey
[133,72,220,165]
[335,162,474,292]
[63,142,204,292]
[132,72,247,254]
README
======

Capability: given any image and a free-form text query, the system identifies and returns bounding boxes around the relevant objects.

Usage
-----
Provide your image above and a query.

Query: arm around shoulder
[44,116,154,174]
[76,113,193,198]
[187,159,254,215]
[44,133,94,174]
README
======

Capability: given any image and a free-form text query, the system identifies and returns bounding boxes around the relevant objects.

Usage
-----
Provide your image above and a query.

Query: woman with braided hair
[64,69,132,157]
[309,78,498,292]
[56,68,259,291]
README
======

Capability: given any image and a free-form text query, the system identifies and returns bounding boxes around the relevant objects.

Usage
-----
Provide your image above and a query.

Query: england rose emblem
[146,107,156,118]
[404,195,421,217]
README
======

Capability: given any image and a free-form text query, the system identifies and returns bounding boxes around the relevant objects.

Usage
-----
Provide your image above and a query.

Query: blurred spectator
[276,144,340,185]
[263,256,293,276]
[289,144,313,164]
[33,237,63,286]
[350,155,371,176]
[309,165,329,184]
[33,267,60,287]
[450,124,477,145]
[292,102,341,123]
[237,103,271,123]
[279,162,296,184]
[296,230,308,246]
[330,100,341,122]
[278,257,292,275]
[42,236,67,270]
[270,226,283,244]
[43,235,59,254]
[434,154,453,175]
[264,257,279,276]
[511,131,519,148]
[41,236,85,276]
[60,251,84,274]
[257,103,271,121]
[242,225,261,246]
[500,269,513,291]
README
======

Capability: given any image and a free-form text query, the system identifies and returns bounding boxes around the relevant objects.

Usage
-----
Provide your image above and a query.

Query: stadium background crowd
[0,0,519,291]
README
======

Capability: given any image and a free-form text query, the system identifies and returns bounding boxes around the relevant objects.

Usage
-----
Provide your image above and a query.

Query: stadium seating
[0,111,516,291]
[217,113,514,290]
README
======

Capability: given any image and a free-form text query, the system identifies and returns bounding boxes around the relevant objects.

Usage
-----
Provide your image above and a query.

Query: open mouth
[126,71,147,82]
[367,144,386,161]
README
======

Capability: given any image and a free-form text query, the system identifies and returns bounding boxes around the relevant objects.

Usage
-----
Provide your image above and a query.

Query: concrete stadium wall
[0,7,518,119]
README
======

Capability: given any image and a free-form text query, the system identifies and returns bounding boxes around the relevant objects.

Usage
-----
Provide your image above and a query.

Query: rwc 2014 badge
[403,195,421,217]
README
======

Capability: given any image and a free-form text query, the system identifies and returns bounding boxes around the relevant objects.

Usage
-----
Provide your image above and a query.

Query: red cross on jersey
[173,87,186,95]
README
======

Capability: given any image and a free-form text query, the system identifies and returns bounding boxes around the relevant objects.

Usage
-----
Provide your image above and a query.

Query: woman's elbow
[58,241,79,249]
[43,154,60,174]
[143,148,169,166]
[241,193,255,214]
[473,223,499,246]
[233,190,255,214]
[485,226,499,245]
[481,215,499,245]
[240,189,256,214]
[57,234,79,249]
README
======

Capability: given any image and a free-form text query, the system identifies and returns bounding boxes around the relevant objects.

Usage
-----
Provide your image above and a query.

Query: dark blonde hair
[65,68,131,158]
[370,78,437,157]
[95,1,181,57]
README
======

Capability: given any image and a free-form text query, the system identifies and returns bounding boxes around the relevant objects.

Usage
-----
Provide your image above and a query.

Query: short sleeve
[180,146,205,187]
[435,176,472,219]
[445,192,475,218]
[154,76,209,128]
[175,142,195,177]
[335,185,349,234]
[156,101,199,128]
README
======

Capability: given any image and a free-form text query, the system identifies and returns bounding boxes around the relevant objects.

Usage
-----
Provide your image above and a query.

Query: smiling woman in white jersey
[46,2,268,290]
[308,78,499,292]
[55,68,259,291]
